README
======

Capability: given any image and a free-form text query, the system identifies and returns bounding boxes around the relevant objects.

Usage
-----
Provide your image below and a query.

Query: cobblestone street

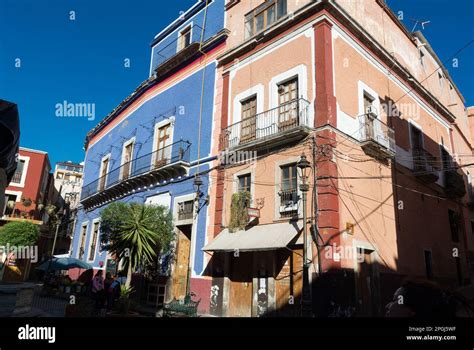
[0,283,68,317]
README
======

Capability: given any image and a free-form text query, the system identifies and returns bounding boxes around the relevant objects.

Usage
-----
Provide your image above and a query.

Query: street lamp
[297,153,312,317]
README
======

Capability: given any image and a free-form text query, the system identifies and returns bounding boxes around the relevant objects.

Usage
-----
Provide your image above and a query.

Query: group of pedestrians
[91,270,123,311]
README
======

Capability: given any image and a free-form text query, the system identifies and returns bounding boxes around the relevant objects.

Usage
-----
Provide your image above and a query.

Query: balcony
[221,98,311,151]
[360,114,396,160]
[413,149,439,183]
[279,189,299,218]
[154,24,203,77]
[81,140,191,210]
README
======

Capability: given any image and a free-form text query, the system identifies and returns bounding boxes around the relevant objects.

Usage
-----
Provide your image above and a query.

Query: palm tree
[100,202,173,287]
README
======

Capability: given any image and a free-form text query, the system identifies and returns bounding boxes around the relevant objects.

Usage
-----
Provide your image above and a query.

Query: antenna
[410,18,431,32]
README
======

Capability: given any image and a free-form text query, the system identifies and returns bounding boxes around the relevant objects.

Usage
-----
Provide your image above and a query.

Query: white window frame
[274,157,301,220]
[120,137,136,180]
[232,85,264,125]
[152,117,175,168]
[357,81,381,119]
[97,154,111,191]
[2,190,22,217]
[77,222,89,260]
[10,155,30,188]
[173,193,196,225]
[87,219,101,263]
[269,65,308,111]
[177,23,193,52]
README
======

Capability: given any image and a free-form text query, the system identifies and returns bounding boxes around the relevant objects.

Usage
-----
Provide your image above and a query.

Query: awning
[203,222,303,252]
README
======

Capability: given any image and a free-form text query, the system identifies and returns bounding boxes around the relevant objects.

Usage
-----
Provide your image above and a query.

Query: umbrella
[35,257,93,271]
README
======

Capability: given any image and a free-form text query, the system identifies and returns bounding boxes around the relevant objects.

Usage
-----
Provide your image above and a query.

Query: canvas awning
[202,222,303,252]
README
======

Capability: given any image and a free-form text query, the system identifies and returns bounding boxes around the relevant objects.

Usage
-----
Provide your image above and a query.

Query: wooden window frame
[244,0,287,39]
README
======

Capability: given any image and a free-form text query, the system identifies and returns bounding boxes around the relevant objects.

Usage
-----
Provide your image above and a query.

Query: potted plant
[117,285,134,315]
[21,197,33,207]
[45,204,57,216]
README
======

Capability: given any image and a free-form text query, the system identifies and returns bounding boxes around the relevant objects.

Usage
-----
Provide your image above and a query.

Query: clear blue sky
[0,0,473,167]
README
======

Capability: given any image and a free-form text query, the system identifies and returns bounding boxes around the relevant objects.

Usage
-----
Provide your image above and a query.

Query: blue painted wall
[71,0,224,277]
[150,0,225,74]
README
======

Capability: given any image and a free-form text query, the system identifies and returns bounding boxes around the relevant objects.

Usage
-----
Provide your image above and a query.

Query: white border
[9,155,30,188]
[87,218,101,263]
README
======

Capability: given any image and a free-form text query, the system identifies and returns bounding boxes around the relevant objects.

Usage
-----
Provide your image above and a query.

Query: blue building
[70,0,227,312]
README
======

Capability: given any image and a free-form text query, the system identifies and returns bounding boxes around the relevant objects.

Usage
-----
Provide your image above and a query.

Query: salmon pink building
[201,0,474,317]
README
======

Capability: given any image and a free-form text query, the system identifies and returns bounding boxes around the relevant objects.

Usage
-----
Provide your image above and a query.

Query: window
[419,49,425,67]
[438,71,444,90]
[238,174,251,196]
[280,164,298,217]
[155,123,172,166]
[449,84,455,103]
[244,0,287,39]
[88,221,100,261]
[56,172,64,180]
[448,210,460,243]
[424,250,433,280]
[64,173,71,181]
[78,224,88,260]
[121,140,134,180]
[240,96,257,142]
[440,147,451,170]
[3,194,18,216]
[410,124,423,153]
[11,159,25,184]
[98,157,110,191]
[178,200,194,221]
[147,284,166,307]
[278,78,299,130]
[178,25,192,51]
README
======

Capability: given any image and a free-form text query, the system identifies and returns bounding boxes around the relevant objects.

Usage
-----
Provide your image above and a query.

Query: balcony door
[240,96,257,143]
[98,157,110,192]
[278,78,298,131]
[121,141,134,180]
[155,123,172,167]
[410,125,423,170]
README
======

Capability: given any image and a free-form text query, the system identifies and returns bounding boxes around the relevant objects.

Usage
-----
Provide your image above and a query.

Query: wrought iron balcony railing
[359,114,396,158]
[81,140,191,202]
[412,149,439,183]
[154,24,203,73]
[221,98,311,149]
[279,189,298,218]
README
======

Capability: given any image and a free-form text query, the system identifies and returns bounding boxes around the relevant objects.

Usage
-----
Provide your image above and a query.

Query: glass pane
[277,0,287,19]
[245,16,253,38]
[267,6,275,25]
[256,13,264,32]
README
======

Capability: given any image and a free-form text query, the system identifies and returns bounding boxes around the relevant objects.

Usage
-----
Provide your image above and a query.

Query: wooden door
[240,96,257,143]
[122,142,134,179]
[357,248,375,317]
[278,79,298,130]
[275,249,303,316]
[98,158,109,191]
[228,253,253,317]
[171,225,192,300]
[155,124,171,167]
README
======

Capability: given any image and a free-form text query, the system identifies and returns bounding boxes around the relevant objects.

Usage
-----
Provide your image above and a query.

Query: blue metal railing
[81,140,191,201]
